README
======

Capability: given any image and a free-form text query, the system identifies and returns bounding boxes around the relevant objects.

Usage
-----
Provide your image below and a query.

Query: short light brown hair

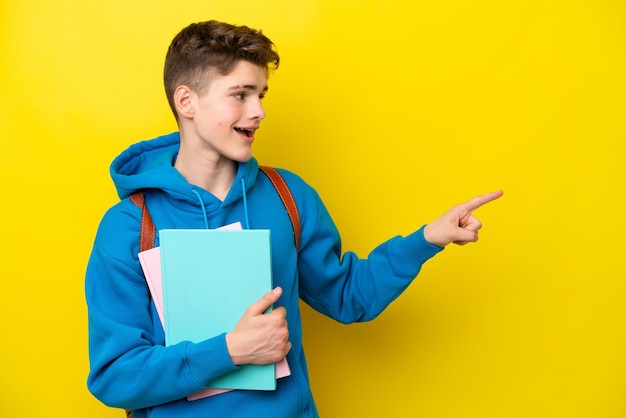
[163,20,280,119]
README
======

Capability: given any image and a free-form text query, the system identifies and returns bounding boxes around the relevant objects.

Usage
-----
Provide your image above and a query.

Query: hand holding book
[226,286,292,366]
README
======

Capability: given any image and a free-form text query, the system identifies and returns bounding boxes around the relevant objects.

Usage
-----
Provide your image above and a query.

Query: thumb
[244,286,282,317]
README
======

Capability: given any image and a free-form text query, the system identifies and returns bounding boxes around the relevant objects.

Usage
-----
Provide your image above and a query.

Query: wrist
[423,223,446,248]
[225,332,246,366]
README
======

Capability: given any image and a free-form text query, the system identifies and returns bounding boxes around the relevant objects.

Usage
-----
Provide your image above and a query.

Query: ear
[173,85,195,119]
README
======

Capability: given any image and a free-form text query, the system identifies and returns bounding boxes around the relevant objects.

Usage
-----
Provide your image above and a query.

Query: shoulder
[92,197,143,257]
[261,167,316,194]
[259,166,325,206]
[260,167,328,223]
[100,197,142,229]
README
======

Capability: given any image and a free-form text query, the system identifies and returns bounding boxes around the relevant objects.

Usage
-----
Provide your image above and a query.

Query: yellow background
[1,0,625,416]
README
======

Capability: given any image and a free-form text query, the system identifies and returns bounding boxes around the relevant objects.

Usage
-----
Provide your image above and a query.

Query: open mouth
[234,127,254,138]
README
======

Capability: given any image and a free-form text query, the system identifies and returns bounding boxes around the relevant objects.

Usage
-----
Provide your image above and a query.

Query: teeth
[236,128,253,137]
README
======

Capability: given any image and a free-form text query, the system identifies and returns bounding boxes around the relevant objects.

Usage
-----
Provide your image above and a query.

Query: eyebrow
[228,84,269,93]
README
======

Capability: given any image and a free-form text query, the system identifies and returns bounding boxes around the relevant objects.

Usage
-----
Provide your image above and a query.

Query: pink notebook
[138,222,290,401]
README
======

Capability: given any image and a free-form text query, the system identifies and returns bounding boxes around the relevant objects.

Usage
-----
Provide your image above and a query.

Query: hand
[225,287,291,366]
[423,190,503,247]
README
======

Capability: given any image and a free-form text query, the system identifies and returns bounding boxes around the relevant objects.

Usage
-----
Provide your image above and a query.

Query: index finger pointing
[461,190,504,212]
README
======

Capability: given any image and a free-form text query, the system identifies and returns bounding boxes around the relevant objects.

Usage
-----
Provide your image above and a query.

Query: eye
[234,93,245,100]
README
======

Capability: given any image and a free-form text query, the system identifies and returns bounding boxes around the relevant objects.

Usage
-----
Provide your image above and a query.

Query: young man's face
[186,60,268,163]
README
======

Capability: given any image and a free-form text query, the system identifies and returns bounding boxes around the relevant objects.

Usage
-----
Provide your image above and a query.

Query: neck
[174,149,237,201]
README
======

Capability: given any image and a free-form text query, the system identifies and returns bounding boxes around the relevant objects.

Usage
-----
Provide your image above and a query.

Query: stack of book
[138,223,290,400]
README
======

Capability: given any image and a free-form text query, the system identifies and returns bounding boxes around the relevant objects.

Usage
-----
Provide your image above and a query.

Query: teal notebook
[159,229,276,391]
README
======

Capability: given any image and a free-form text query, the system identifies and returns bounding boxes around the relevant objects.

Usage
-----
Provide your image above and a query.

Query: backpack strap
[259,166,301,252]
[128,167,301,253]
[129,192,156,252]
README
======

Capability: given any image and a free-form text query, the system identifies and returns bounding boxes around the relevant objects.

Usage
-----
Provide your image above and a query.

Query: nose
[248,98,266,121]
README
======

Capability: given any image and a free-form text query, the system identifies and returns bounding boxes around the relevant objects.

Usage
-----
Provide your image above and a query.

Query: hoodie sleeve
[85,200,238,410]
[296,187,443,324]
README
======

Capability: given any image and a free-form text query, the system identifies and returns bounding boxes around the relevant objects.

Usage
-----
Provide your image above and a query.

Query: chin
[233,154,253,163]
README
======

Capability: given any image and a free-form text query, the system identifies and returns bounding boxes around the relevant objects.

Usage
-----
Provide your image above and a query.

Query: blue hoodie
[85,132,443,417]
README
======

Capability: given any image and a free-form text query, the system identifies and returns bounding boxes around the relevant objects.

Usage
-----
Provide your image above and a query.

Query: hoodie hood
[110,131,260,205]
